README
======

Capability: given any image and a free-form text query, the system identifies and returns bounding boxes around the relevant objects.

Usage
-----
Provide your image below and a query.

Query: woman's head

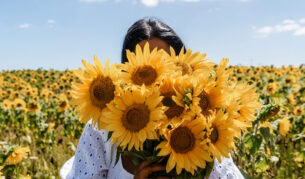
[121,17,185,63]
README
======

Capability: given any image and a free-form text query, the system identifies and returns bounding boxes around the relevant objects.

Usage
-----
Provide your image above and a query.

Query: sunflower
[27,101,41,113]
[0,90,7,98]
[5,146,30,165]
[294,106,303,116]
[41,89,51,102]
[215,58,232,89]
[233,83,261,127]
[103,88,166,151]
[10,91,20,99]
[13,98,27,112]
[58,94,70,112]
[173,74,227,118]
[159,78,192,125]
[72,57,119,129]
[288,94,296,105]
[119,42,174,89]
[2,99,13,110]
[279,117,291,136]
[24,89,33,98]
[157,117,212,175]
[166,47,214,77]
[265,83,277,95]
[203,110,237,163]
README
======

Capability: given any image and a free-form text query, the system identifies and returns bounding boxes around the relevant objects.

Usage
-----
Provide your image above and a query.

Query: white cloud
[274,23,300,32]
[254,18,305,37]
[48,19,56,24]
[255,26,273,37]
[141,0,159,7]
[19,24,30,29]
[300,18,305,24]
[294,27,305,36]
[282,19,295,24]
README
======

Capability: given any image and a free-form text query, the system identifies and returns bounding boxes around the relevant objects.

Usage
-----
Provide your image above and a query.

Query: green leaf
[107,131,113,142]
[249,135,263,154]
[239,168,252,179]
[259,127,271,141]
[205,161,214,178]
[255,157,269,173]
[114,147,122,166]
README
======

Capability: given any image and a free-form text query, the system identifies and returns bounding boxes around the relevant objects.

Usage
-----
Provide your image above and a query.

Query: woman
[60,18,244,179]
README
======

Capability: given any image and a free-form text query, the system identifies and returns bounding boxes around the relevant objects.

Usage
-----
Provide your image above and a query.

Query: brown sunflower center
[29,103,38,109]
[198,90,210,115]
[162,96,184,119]
[131,65,157,86]
[122,103,150,132]
[89,75,115,109]
[175,62,190,75]
[210,125,219,144]
[170,126,195,153]
[59,101,67,108]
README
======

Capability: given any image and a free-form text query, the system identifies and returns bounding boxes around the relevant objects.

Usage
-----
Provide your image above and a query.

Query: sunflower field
[0,64,304,178]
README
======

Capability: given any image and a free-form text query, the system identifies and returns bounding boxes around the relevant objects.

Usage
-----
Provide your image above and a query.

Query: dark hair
[121,17,186,63]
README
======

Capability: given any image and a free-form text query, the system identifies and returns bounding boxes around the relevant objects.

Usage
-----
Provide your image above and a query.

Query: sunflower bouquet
[71,42,261,178]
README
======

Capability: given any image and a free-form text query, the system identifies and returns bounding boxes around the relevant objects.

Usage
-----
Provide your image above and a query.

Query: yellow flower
[279,117,291,136]
[41,88,51,102]
[166,46,214,77]
[10,91,20,99]
[285,76,296,85]
[204,110,237,163]
[2,99,13,110]
[119,42,174,89]
[24,89,33,98]
[215,58,232,89]
[5,147,30,165]
[294,106,303,116]
[72,57,119,129]
[232,83,262,127]
[103,88,165,151]
[27,101,41,113]
[173,74,226,118]
[287,94,296,105]
[12,98,27,112]
[265,83,277,95]
[159,78,192,126]
[191,75,227,118]
[157,118,212,175]
[58,95,70,112]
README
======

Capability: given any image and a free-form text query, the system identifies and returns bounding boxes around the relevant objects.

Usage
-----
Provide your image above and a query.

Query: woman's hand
[133,160,174,179]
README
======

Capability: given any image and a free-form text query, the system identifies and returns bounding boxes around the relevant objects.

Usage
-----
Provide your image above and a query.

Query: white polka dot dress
[60,120,244,179]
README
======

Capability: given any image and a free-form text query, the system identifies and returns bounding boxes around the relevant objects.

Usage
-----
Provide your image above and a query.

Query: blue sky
[0,0,304,70]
